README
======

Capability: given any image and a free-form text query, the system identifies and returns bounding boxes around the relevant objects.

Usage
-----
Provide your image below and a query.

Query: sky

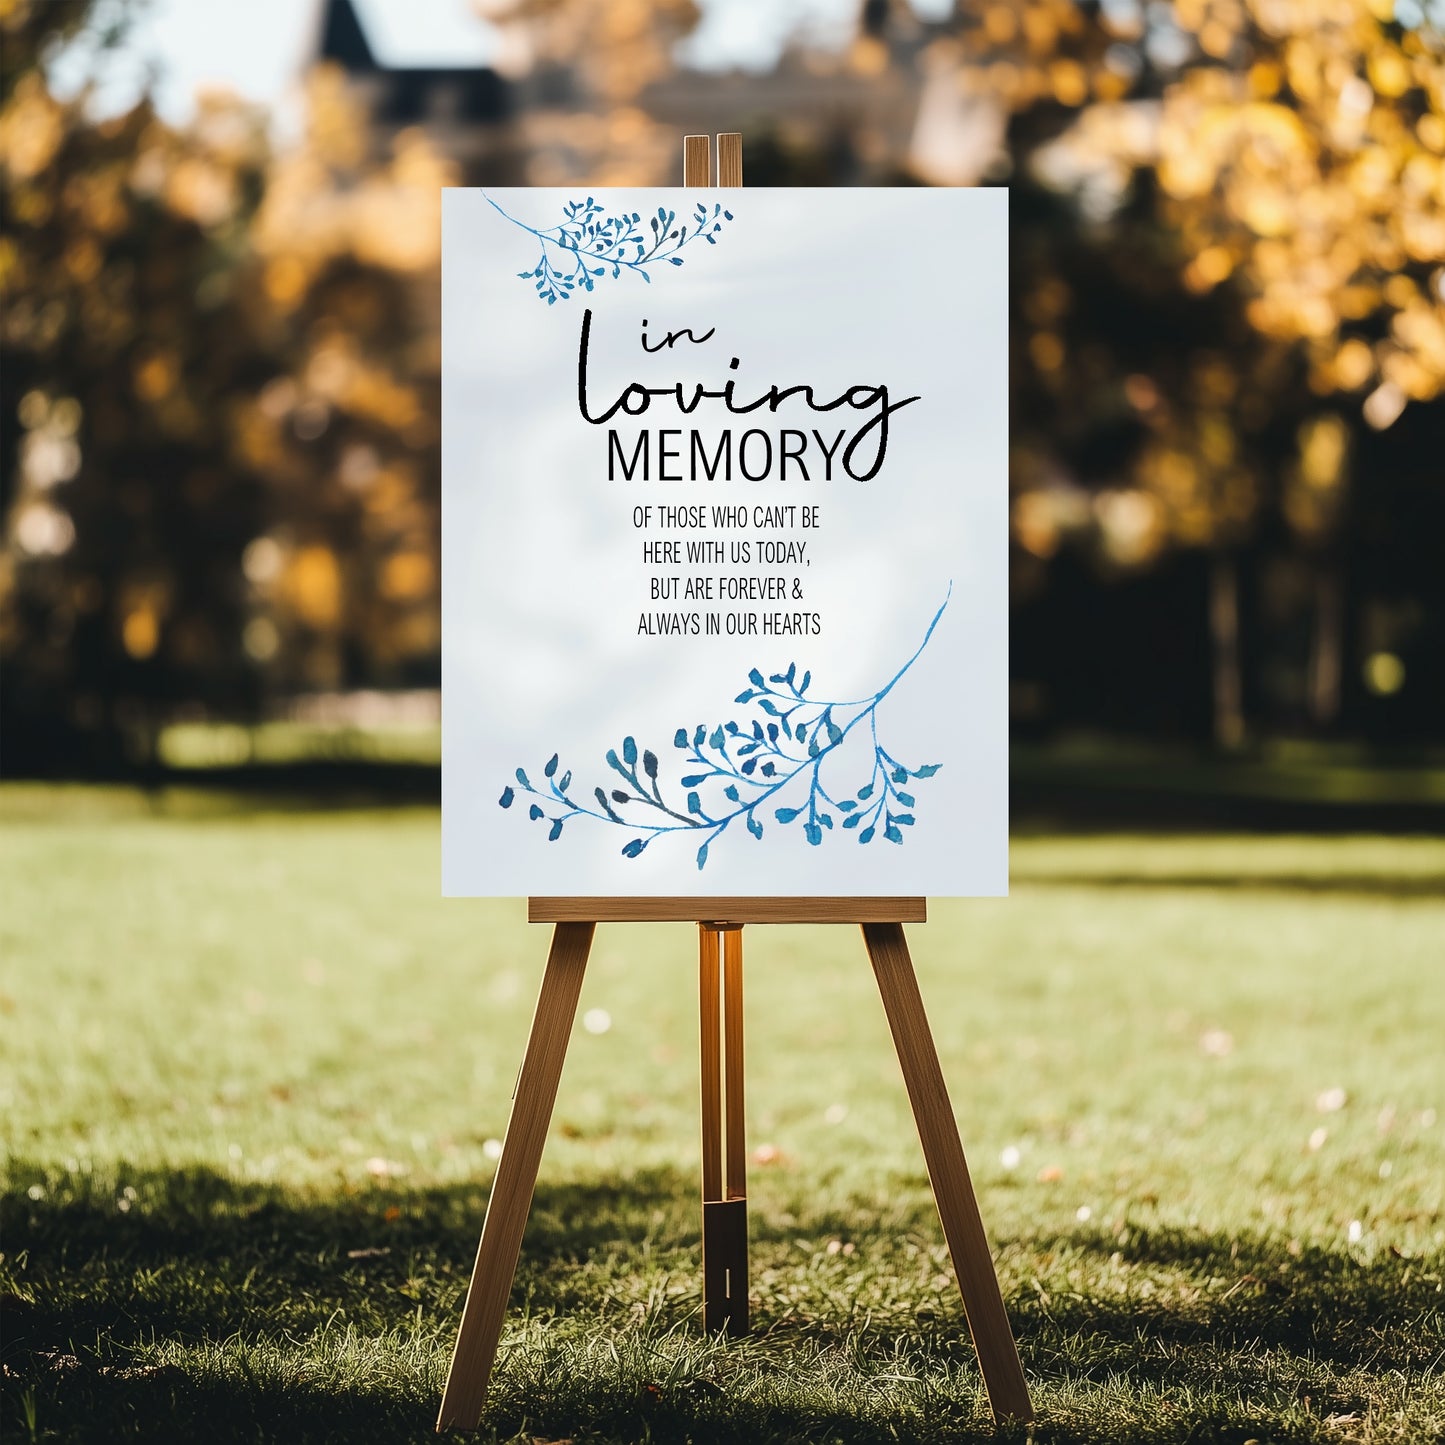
[49,0,950,133]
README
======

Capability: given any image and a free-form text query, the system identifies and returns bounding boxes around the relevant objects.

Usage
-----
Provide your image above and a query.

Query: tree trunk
[1308,565,1343,729]
[1209,553,1244,748]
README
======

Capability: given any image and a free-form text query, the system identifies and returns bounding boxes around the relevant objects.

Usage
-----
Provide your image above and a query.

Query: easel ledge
[529,897,926,923]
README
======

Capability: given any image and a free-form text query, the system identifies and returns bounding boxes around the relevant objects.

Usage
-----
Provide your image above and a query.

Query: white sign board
[442,188,1007,897]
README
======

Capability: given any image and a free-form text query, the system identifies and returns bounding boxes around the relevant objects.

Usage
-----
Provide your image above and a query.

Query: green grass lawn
[2,786,1442,1444]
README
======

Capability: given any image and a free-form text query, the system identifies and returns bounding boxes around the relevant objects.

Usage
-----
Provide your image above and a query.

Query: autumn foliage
[2,0,1442,768]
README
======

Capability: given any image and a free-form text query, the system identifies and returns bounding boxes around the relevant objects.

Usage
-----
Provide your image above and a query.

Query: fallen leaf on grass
[640,1379,721,1404]
[1219,1273,1259,1301]
[36,1352,82,1374]
[99,1363,185,1384]
[1199,1029,1234,1058]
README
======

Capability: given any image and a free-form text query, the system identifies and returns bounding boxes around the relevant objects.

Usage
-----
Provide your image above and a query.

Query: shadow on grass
[1012,1222,1445,1376]
[2,1164,1440,1444]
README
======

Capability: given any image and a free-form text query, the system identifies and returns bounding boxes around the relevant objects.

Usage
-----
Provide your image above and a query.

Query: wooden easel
[436,135,1033,1432]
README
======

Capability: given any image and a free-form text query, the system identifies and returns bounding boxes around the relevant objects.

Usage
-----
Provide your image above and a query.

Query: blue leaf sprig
[486,193,734,305]
[499,589,950,870]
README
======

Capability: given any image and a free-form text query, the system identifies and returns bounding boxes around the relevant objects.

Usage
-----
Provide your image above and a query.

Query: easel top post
[682,133,743,188]
[717,133,743,187]
[683,134,710,187]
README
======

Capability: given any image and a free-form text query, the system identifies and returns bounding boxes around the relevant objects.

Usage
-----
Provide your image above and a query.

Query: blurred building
[311,0,996,189]
[314,0,522,182]
[645,2,1004,187]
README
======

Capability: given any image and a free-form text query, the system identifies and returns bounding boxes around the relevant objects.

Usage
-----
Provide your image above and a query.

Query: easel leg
[700,923,748,1335]
[436,921,594,1431]
[862,922,1033,1423]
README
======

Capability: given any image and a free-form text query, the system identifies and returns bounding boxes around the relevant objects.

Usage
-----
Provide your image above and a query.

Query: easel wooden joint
[435,133,1033,1432]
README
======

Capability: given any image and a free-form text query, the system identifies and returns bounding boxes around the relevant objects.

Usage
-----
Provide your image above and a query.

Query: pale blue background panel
[442,187,1007,897]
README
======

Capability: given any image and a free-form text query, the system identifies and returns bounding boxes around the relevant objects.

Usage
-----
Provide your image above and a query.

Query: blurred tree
[944,0,1445,408]
[928,0,1445,742]
[1,4,452,772]
[227,64,452,700]
[4,0,1441,771]
[1,0,273,771]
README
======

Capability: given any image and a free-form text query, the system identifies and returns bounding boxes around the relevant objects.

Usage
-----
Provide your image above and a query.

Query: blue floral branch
[499,588,950,870]
[486,193,734,305]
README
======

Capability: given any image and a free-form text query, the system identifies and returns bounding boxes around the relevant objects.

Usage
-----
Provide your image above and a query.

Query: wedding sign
[442,188,1007,897]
